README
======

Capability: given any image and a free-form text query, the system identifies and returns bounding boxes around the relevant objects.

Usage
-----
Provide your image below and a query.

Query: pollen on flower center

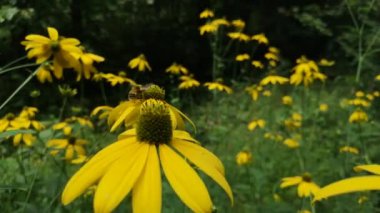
[136,99,172,144]
[142,84,165,100]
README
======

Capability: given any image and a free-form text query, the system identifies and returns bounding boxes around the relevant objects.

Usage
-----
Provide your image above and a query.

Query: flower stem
[0,67,39,112]
[0,63,38,75]
[1,56,27,70]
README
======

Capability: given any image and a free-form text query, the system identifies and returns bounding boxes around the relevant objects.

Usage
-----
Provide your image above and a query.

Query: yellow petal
[169,105,197,132]
[65,146,74,160]
[60,38,80,46]
[23,134,35,146]
[159,144,213,213]
[47,139,68,148]
[61,138,135,205]
[13,134,22,146]
[173,130,200,144]
[74,145,86,155]
[354,164,380,175]
[172,139,233,204]
[118,129,136,140]
[25,35,50,43]
[280,176,303,188]
[94,143,149,213]
[314,176,380,201]
[47,27,59,41]
[132,145,162,213]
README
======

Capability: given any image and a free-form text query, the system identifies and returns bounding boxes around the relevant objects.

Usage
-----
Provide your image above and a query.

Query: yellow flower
[236,151,252,166]
[339,146,359,154]
[280,173,320,197]
[199,9,214,19]
[107,84,195,132]
[262,90,272,97]
[19,106,39,118]
[165,63,188,75]
[204,80,233,94]
[282,96,293,105]
[284,113,302,130]
[375,74,380,81]
[235,53,250,61]
[72,50,105,81]
[0,113,17,132]
[355,91,365,97]
[231,19,245,29]
[251,33,269,44]
[268,46,280,54]
[91,106,113,120]
[298,210,311,213]
[47,137,87,161]
[291,56,326,86]
[318,59,335,66]
[61,99,233,213]
[128,54,151,72]
[178,75,200,89]
[36,63,53,83]
[21,27,82,79]
[101,72,136,86]
[199,23,218,35]
[12,131,36,147]
[349,109,368,123]
[265,52,279,61]
[366,94,374,101]
[260,75,289,86]
[314,164,380,201]
[211,18,229,26]
[53,122,73,136]
[228,32,250,42]
[251,60,264,69]
[319,104,328,112]
[71,155,88,164]
[247,119,265,131]
[283,138,300,149]
[348,98,370,107]
[245,85,263,101]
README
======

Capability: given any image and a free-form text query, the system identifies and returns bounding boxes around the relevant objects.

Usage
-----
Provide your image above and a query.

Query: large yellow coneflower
[61,99,233,213]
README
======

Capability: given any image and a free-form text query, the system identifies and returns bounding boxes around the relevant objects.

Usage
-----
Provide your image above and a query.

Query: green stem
[100,81,108,104]
[0,63,38,75]
[59,97,68,121]
[0,67,39,112]
[1,56,27,69]
[296,149,305,172]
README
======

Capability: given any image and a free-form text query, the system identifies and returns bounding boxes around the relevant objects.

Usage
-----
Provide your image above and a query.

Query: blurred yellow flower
[348,98,370,107]
[291,56,326,86]
[228,32,250,42]
[61,99,232,213]
[211,18,229,26]
[21,27,82,79]
[165,63,188,75]
[91,106,113,120]
[262,90,272,97]
[204,80,233,94]
[251,33,269,44]
[283,138,300,149]
[366,94,374,101]
[231,19,245,29]
[280,173,320,197]
[260,75,289,86]
[314,164,380,201]
[235,53,250,61]
[52,122,73,136]
[247,119,265,131]
[251,60,264,69]
[318,59,335,66]
[101,72,136,87]
[11,131,36,147]
[339,146,359,155]
[199,23,218,35]
[284,113,302,130]
[178,75,200,89]
[355,91,365,97]
[349,109,368,123]
[245,85,263,101]
[72,50,105,81]
[0,113,17,132]
[282,96,293,105]
[269,46,280,54]
[264,52,279,61]
[36,63,53,83]
[358,195,368,204]
[373,91,380,97]
[199,9,214,19]
[128,54,151,72]
[47,137,87,161]
[236,151,252,166]
[319,103,328,112]
[375,74,380,81]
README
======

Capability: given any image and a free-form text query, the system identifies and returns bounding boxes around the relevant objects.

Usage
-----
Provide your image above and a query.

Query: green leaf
[0,129,35,139]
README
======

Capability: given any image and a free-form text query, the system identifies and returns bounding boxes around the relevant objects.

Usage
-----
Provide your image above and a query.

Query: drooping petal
[94,142,149,213]
[65,145,74,160]
[169,105,197,132]
[280,176,303,188]
[132,145,162,213]
[314,176,380,201]
[61,138,135,205]
[354,164,380,175]
[159,144,213,213]
[171,139,233,204]
[25,35,50,43]
[60,38,80,46]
